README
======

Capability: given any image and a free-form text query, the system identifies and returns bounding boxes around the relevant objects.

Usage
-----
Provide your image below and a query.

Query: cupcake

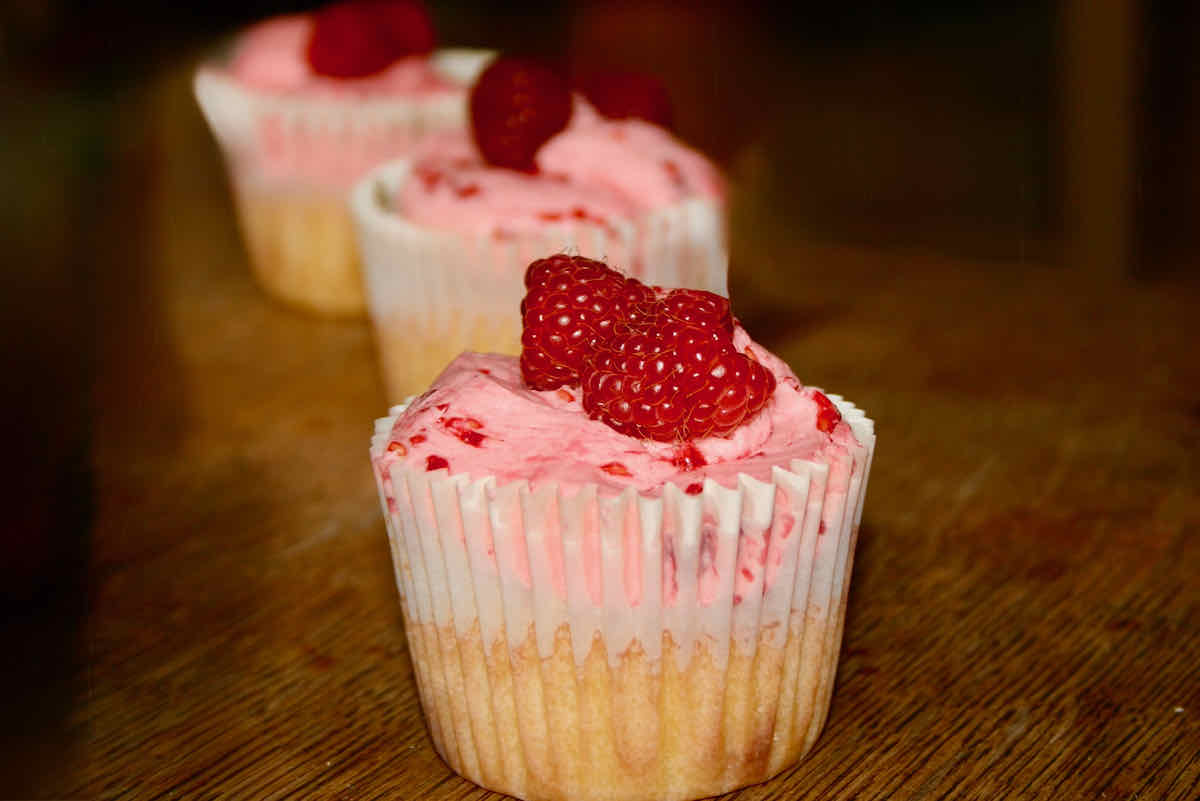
[369,255,875,801]
[351,56,729,401]
[194,0,492,316]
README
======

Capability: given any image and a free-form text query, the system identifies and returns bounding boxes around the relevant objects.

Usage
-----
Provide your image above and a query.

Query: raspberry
[812,391,842,434]
[470,57,572,172]
[576,70,673,129]
[371,0,434,57]
[307,0,434,78]
[518,257,775,442]
[584,315,775,440]
[519,254,655,391]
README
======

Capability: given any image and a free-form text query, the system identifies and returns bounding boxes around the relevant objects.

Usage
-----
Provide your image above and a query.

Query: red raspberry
[519,254,655,390]
[657,288,733,334]
[371,0,434,57]
[576,70,673,129]
[519,257,776,441]
[470,57,573,172]
[584,318,775,441]
[307,0,434,78]
[812,390,842,434]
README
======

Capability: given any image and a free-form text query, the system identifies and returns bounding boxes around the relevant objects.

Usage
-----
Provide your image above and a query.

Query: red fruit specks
[470,56,572,172]
[685,482,704,495]
[662,159,686,190]
[386,440,407,455]
[425,454,449,471]
[576,70,673,129]
[518,256,775,442]
[443,417,486,447]
[671,443,707,472]
[307,0,434,79]
[520,254,655,391]
[662,532,678,602]
[812,391,842,434]
[600,462,632,477]
[698,523,718,574]
[410,433,426,444]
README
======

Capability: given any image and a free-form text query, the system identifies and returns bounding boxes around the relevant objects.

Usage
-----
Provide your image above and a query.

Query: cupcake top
[380,345,855,497]
[378,255,858,496]
[389,56,725,236]
[227,3,456,97]
[394,105,724,236]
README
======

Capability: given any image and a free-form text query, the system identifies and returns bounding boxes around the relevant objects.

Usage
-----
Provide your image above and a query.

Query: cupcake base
[404,618,834,801]
[231,182,366,316]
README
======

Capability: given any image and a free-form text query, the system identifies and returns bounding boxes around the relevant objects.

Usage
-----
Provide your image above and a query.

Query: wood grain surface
[26,58,1200,800]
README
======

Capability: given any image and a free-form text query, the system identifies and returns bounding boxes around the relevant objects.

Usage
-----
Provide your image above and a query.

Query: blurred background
[1,0,1196,794]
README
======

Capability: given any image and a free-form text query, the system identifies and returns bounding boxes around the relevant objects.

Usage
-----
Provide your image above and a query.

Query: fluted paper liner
[351,161,729,401]
[193,49,492,316]
[369,397,875,801]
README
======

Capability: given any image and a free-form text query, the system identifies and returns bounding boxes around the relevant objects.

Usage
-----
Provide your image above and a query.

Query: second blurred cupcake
[195,0,491,316]
[352,56,729,402]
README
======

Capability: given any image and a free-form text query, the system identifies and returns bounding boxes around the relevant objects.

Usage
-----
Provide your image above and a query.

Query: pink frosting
[228,14,455,97]
[380,328,856,495]
[395,102,726,235]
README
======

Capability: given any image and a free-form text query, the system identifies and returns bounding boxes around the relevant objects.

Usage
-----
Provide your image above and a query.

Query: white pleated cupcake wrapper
[194,49,493,191]
[369,396,873,676]
[350,159,728,362]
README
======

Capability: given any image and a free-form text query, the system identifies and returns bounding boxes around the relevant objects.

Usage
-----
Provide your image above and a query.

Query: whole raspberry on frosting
[519,255,776,441]
[307,0,435,78]
[470,56,573,172]
[520,254,655,391]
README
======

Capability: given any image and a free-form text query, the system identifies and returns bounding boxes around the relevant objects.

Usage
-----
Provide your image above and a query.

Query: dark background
[1,0,1195,795]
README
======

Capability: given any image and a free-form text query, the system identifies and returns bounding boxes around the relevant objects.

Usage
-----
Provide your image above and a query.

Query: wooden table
[21,60,1200,799]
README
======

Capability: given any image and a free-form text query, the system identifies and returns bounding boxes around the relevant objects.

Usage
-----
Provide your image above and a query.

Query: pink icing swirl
[379,327,857,496]
[228,14,455,97]
[394,101,726,235]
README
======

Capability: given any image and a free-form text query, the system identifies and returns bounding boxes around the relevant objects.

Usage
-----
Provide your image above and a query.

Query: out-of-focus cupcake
[195,0,492,316]
[350,56,728,401]
[368,255,875,801]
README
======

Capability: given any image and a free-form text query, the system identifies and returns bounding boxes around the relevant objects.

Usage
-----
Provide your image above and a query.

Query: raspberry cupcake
[351,57,728,401]
[369,256,875,801]
[194,0,492,316]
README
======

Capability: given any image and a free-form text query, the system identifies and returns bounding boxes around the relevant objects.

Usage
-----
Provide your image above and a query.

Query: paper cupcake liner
[351,160,729,401]
[369,398,874,801]
[193,49,491,316]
